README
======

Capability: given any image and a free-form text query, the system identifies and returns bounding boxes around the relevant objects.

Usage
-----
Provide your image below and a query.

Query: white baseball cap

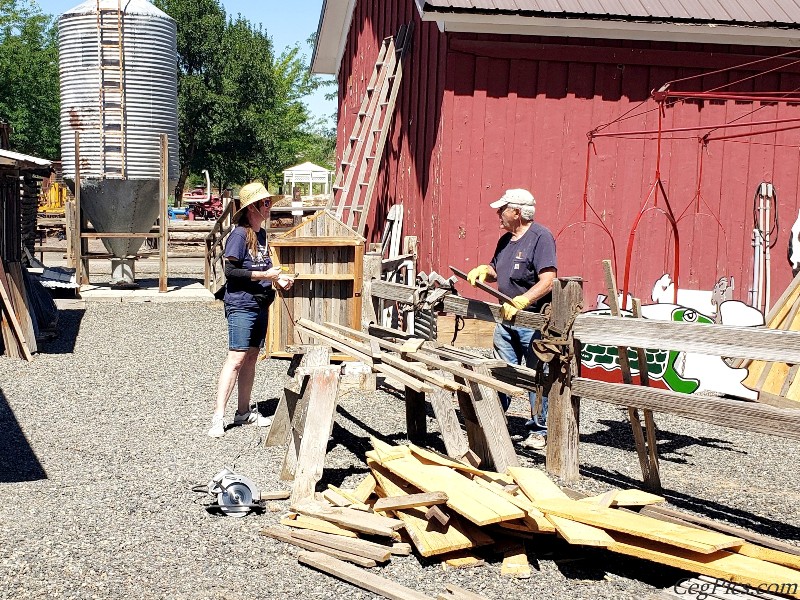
[490,188,535,209]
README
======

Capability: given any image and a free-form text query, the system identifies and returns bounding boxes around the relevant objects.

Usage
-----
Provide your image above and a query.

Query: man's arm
[522,267,557,304]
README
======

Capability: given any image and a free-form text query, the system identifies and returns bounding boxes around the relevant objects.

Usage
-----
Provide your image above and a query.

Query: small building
[313,0,800,307]
[282,161,333,197]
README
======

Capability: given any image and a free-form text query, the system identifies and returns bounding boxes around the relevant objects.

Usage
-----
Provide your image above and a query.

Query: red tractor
[181,170,224,220]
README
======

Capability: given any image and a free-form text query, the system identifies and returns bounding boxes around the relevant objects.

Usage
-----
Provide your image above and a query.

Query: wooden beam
[290,367,341,506]
[374,492,449,512]
[288,529,392,562]
[573,313,800,364]
[572,378,800,442]
[261,528,377,568]
[449,265,514,304]
[292,499,404,537]
[298,552,437,600]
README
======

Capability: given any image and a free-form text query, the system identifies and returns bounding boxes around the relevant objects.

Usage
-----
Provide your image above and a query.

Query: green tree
[0,0,59,158]
[154,0,336,198]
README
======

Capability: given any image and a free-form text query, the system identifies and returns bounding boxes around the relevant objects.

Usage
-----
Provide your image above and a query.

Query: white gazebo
[282,161,333,197]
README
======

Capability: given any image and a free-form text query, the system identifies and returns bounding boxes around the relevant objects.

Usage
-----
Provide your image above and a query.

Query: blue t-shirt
[223,226,274,310]
[490,223,557,312]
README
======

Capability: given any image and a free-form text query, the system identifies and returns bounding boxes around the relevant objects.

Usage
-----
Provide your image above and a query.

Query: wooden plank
[508,466,614,546]
[454,380,490,468]
[573,313,800,364]
[7,263,36,354]
[261,527,377,568]
[298,552,437,600]
[368,460,493,557]
[281,513,359,538]
[424,505,451,527]
[733,542,800,570]
[534,497,744,554]
[289,529,392,562]
[323,322,523,395]
[369,450,524,526]
[500,545,532,579]
[572,378,800,442]
[471,477,555,533]
[352,473,377,503]
[0,261,32,360]
[464,365,519,472]
[608,534,800,597]
[427,383,471,459]
[437,583,491,600]
[374,492,448,512]
[292,499,404,538]
[408,444,484,476]
[601,262,659,491]
[270,237,362,247]
[441,553,485,570]
[579,489,664,507]
[290,366,340,505]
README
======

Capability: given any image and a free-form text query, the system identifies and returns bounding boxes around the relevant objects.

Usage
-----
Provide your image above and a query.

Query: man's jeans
[493,322,548,430]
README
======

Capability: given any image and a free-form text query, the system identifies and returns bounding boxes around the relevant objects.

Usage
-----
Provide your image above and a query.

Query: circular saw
[207,467,263,517]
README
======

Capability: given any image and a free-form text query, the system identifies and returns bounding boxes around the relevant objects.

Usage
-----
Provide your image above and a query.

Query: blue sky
[31,0,336,123]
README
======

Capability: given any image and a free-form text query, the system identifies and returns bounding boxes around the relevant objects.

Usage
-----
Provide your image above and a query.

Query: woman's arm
[224,257,281,282]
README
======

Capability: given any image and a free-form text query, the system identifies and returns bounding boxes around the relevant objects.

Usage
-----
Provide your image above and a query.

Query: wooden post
[404,386,426,443]
[602,260,661,492]
[159,134,169,292]
[545,277,583,482]
[290,365,341,506]
[73,132,83,287]
[361,250,381,331]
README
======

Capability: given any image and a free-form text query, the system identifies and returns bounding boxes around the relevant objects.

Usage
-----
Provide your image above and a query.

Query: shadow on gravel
[580,465,800,542]
[36,308,85,354]
[581,418,744,464]
[0,388,47,482]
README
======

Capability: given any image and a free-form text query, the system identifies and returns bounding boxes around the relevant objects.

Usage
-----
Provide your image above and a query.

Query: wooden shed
[313,0,800,309]
[267,210,365,357]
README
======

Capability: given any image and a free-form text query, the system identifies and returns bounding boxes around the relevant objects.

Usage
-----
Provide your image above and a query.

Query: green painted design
[581,307,704,393]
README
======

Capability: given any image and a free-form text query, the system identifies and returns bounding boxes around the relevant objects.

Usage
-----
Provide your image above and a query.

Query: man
[467,189,557,450]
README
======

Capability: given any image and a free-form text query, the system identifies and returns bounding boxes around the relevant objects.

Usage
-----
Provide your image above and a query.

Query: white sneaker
[257,415,273,427]
[208,415,225,438]
[233,410,259,425]
[519,432,546,450]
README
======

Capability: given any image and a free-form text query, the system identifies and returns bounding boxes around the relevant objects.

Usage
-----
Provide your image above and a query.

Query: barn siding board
[336,1,800,307]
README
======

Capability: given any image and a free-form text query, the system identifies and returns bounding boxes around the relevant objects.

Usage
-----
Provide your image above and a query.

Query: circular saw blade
[217,482,254,518]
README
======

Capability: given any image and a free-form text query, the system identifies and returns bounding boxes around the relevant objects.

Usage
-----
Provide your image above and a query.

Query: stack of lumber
[0,261,36,360]
[742,273,800,406]
[262,439,800,600]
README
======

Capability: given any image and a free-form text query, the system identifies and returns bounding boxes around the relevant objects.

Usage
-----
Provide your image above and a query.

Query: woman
[208,181,294,438]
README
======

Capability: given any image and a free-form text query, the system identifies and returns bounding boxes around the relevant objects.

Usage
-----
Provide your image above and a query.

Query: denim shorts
[225,305,269,351]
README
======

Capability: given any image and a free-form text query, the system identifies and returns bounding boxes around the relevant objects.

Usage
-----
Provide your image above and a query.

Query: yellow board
[280,514,359,538]
[369,460,493,557]
[610,534,800,598]
[369,449,524,526]
[535,497,743,554]
[579,489,665,507]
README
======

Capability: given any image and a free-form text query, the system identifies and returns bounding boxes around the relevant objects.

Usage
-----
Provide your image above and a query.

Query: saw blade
[218,482,254,518]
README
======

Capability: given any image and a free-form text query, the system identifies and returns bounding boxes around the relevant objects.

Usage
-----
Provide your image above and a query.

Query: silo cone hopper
[58,0,179,286]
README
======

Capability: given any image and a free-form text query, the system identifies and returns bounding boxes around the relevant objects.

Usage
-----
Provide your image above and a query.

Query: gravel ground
[1,300,798,599]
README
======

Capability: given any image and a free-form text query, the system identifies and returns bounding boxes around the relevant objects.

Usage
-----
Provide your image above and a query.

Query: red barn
[312,0,800,310]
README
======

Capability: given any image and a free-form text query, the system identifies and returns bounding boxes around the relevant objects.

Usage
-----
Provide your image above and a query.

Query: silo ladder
[96,0,127,179]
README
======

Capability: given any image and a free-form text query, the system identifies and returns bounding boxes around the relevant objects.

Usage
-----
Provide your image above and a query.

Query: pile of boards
[262,439,800,600]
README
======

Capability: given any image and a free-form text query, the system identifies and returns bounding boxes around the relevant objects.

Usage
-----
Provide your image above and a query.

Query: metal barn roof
[415,0,800,26]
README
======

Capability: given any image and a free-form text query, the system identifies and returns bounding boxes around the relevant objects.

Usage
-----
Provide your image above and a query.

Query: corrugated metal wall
[337,2,800,308]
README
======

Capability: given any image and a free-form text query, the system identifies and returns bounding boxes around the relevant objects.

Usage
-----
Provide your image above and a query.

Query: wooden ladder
[328,24,413,235]
[96,0,127,179]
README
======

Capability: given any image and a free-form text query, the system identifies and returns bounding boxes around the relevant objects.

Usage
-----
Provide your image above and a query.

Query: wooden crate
[268,211,365,357]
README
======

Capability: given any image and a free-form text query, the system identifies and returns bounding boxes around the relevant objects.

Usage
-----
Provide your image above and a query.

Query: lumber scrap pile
[262,439,800,599]
[0,260,39,360]
[741,273,800,406]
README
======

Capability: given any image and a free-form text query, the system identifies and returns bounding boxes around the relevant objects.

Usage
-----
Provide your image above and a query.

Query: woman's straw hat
[234,181,272,221]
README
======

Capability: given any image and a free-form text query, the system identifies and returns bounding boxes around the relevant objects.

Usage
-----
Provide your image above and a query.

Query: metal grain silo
[59,0,178,284]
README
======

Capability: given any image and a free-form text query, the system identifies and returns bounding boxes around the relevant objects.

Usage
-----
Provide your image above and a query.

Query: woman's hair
[237,210,260,258]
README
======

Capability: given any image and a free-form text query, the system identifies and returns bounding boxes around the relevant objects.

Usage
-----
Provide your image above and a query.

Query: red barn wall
[337,1,800,309]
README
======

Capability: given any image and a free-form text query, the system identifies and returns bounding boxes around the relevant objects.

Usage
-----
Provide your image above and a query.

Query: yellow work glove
[501,295,531,320]
[467,264,491,286]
